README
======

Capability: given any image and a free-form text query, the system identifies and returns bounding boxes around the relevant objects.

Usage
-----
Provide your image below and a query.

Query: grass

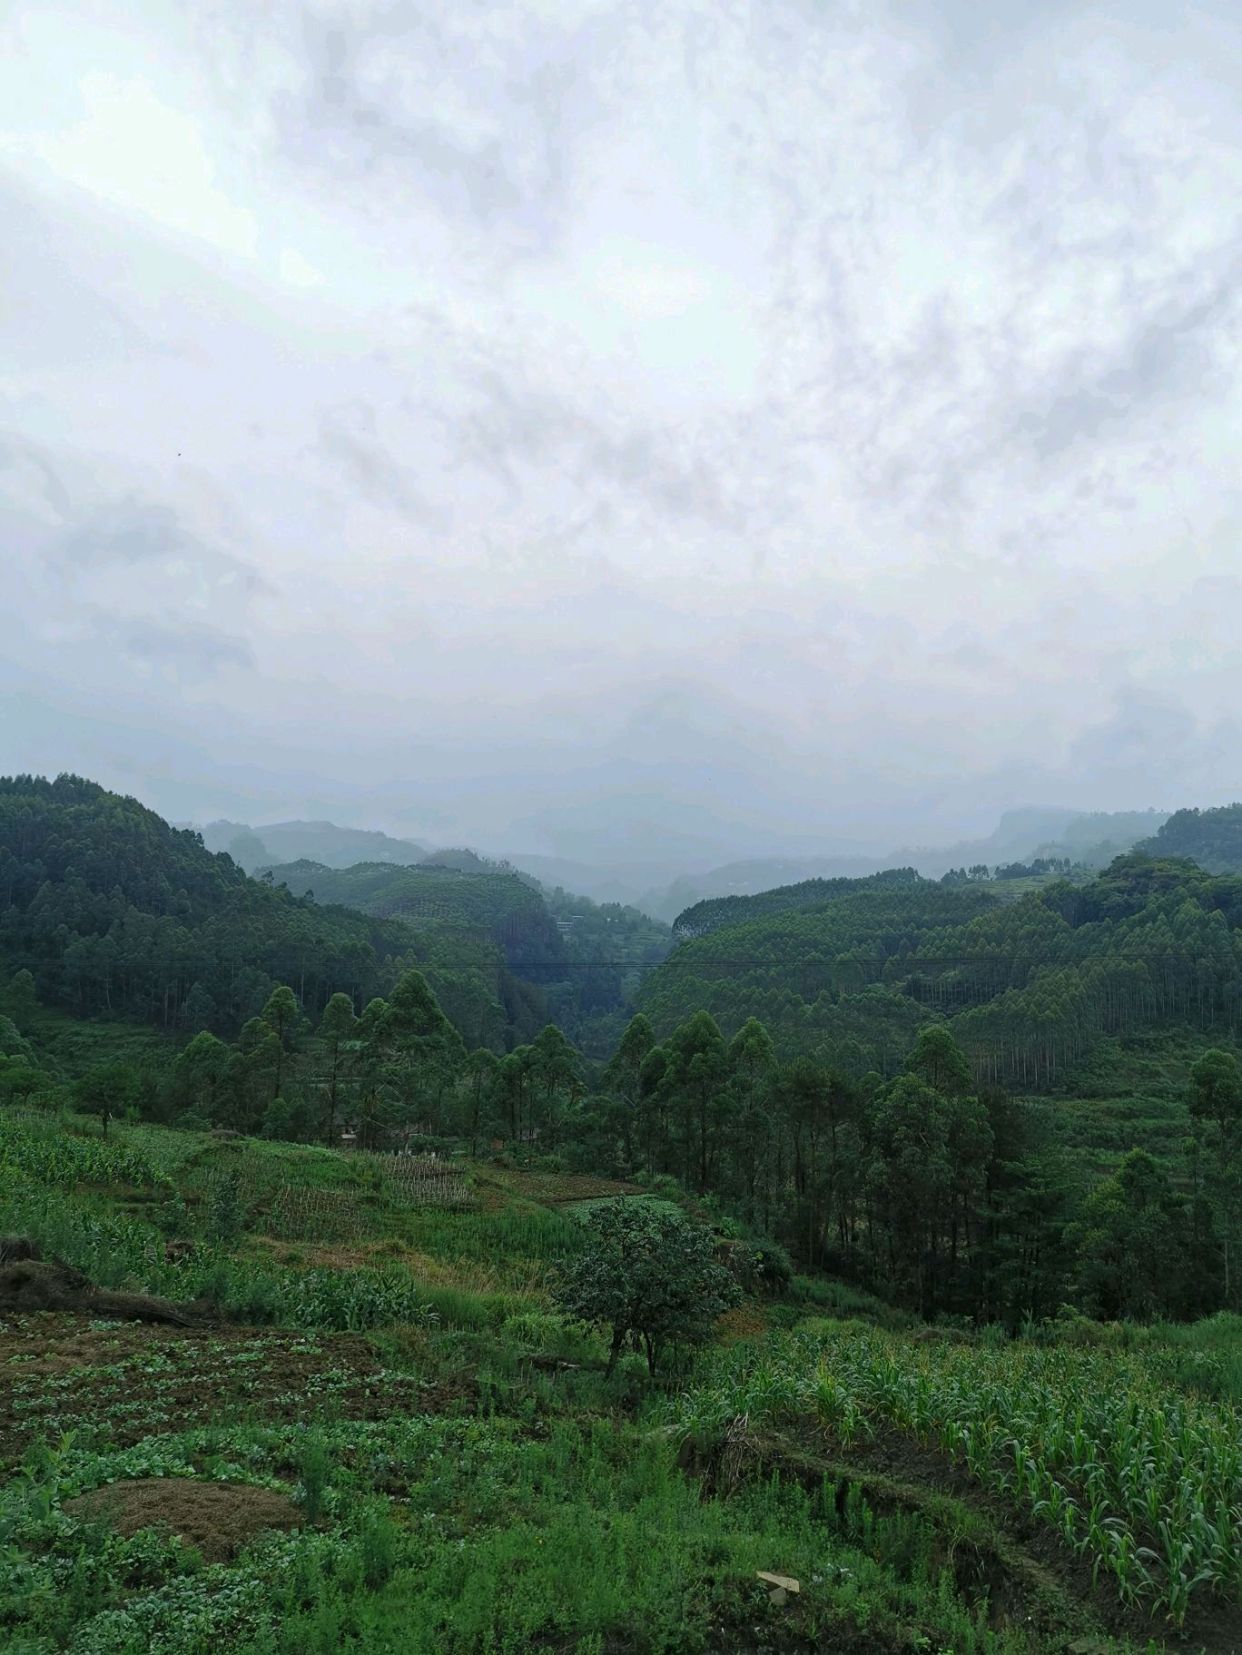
[1024,1030,1236,1179]
[2,1409,1078,1654]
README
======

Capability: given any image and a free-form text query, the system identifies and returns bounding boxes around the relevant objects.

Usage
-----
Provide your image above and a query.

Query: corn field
[268,1184,368,1241]
[0,1116,166,1193]
[665,1325,1242,1627]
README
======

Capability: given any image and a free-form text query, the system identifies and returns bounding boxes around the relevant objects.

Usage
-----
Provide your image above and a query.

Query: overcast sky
[2,0,1240,865]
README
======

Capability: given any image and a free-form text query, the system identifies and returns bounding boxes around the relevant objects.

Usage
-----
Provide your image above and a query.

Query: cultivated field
[5,1108,1242,1652]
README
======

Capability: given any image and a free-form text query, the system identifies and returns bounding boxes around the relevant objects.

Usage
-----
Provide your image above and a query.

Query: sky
[1,0,1240,870]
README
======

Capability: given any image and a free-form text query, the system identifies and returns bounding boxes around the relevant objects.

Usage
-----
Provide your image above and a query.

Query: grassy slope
[4,1113,1242,1652]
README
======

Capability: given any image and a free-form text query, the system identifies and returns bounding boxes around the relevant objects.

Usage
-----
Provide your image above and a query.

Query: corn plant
[663,1324,1242,1626]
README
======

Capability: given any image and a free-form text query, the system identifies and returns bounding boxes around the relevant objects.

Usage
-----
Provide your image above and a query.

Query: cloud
[270,6,582,255]
[2,441,265,691]
[1,0,1241,856]
[453,368,751,531]
[316,402,438,523]
[118,617,256,676]
[56,496,270,592]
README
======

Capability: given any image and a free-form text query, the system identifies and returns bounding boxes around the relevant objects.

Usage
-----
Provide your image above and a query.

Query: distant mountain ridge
[195,819,429,871]
[650,808,1169,922]
[263,858,566,973]
[0,774,414,1035]
[184,806,1170,919]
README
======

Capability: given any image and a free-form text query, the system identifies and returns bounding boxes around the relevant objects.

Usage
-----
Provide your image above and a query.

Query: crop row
[665,1325,1242,1626]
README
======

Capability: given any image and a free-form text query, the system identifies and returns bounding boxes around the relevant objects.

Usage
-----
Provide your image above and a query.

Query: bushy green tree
[1072,1149,1190,1320]
[74,1062,141,1137]
[170,1031,232,1122]
[553,1202,740,1376]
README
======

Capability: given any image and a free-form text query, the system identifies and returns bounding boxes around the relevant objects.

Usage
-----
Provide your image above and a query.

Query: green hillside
[670,865,938,939]
[1136,803,1242,872]
[10,790,1242,1647]
[6,1104,1242,1649]
[267,859,673,1055]
[0,775,414,1037]
[265,859,568,972]
[645,854,1242,1088]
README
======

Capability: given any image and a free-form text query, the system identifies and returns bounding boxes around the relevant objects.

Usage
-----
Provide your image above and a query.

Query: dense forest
[648,854,1242,1087]
[0,777,670,1060]
[13,772,1242,1650]
[0,775,414,1032]
[264,857,671,1052]
[263,859,569,974]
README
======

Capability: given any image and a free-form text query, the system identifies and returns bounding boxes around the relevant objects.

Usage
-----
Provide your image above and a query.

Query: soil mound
[65,1477,301,1561]
[0,1255,200,1325]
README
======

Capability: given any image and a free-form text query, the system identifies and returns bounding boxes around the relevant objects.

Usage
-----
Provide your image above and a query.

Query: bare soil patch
[65,1477,300,1561]
[716,1304,770,1343]
[0,1250,200,1326]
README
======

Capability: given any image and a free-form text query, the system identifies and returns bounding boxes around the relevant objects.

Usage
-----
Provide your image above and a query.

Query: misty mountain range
[187,805,1170,923]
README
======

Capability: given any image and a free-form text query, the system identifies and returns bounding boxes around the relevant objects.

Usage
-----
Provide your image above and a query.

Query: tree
[1072,1150,1190,1320]
[260,985,301,1103]
[865,1058,992,1316]
[170,1030,232,1123]
[228,1016,282,1131]
[463,1047,498,1154]
[317,992,357,1142]
[656,1012,727,1190]
[379,969,465,1133]
[1189,1048,1242,1302]
[602,1013,655,1166]
[905,1024,972,1097]
[4,968,37,1025]
[530,1023,582,1145]
[553,1202,740,1376]
[74,1062,140,1137]
[181,981,217,1032]
[725,1019,777,1216]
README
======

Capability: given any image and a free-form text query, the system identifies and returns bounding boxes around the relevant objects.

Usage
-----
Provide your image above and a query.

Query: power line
[411,952,1241,971]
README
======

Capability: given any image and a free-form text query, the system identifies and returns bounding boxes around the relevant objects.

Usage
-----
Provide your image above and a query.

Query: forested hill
[642,853,1242,1089]
[0,774,415,1033]
[265,859,567,973]
[1136,804,1242,872]
[671,866,927,939]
